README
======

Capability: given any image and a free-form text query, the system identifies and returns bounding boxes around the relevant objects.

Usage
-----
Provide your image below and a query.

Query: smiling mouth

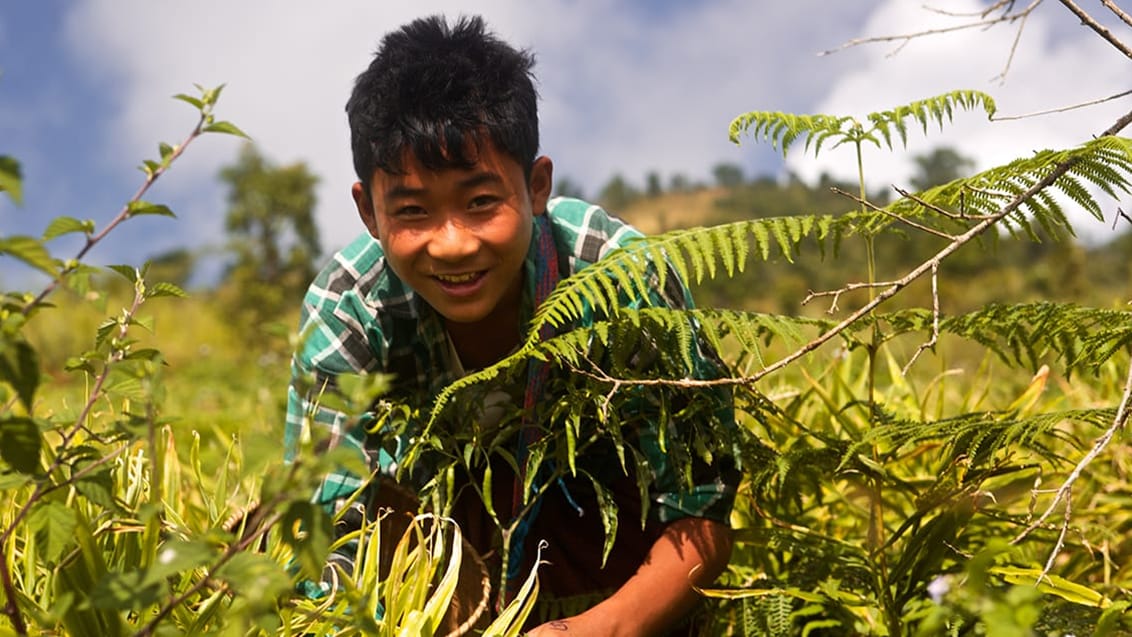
[434,271,484,284]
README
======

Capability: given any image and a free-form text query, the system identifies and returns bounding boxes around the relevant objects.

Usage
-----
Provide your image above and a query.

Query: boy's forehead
[374,137,514,185]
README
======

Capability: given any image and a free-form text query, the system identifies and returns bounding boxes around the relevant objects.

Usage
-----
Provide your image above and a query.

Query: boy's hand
[527,516,732,637]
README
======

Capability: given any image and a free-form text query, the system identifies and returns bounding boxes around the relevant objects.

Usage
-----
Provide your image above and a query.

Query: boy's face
[352,139,553,329]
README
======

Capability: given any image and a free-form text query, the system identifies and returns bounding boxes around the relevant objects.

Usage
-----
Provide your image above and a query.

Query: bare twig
[892,186,997,222]
[1040,485,1073,580]
[1057,0,1132,60]
[1102,0,1132,28]
[902,262,940,375]
[820,1,1041,56]
[832,186,959,240]
[992,88,1132,121]
[822,0,1043,80]
[803,281,896,314]
[1012,350,1132,549]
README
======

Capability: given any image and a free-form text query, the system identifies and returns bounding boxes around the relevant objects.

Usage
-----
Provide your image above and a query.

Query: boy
[286,15,738,635]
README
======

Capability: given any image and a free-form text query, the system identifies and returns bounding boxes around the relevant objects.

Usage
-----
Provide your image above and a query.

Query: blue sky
[2,1,1129,287]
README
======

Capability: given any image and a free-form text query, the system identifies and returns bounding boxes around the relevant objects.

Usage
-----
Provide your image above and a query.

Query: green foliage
[216,143,322,332]
[0,83,545,637]
[370,89,1132,636]
[729,91,997,157]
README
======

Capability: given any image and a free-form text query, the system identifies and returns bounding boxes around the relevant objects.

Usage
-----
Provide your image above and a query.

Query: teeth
[436,272,478,283]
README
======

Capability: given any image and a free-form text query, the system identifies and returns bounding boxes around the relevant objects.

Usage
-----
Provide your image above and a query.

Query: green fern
[729,90,997,158]
[883,136,1132,240]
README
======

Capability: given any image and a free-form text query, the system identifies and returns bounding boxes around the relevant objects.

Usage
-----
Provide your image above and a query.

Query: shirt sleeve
[285,268,383,511]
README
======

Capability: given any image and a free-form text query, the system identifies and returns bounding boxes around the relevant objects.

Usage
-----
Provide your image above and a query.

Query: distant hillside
[595,180,1131,313]
[612,187,729,234]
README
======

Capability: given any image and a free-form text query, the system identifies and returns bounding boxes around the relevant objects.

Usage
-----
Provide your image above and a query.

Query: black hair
[346,15,540,188]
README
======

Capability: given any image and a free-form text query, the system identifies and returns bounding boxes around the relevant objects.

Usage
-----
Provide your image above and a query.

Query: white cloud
[783,0,1131,242]
[62,0,882,254]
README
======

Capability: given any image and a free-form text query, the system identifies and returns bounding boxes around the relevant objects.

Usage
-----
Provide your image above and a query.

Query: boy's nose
[427,218,479,261]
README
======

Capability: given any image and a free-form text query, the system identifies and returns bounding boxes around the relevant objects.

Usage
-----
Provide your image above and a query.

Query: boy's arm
[528,516,732,636]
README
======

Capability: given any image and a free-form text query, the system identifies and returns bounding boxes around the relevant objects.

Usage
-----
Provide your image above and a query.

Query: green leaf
[28,501,78,563]
[0,235,59,276]
[214,551,291,601]
[203,121,250,139]
[279,500,332,581]
[582,470,618,567]
[147,281,188,299]
[126,200,176,218]
[145,539,216,585]
[992,565,1110,607]
[0,155,23,205]
[106,264,138,283]
[91,570,163,611]
[172,93,204,110]
[0,472,30,490]
[74,466,118,510]
[0,416,41,474]
[43,216,95,240]
[0,338,40,411]
[139,159,160,177]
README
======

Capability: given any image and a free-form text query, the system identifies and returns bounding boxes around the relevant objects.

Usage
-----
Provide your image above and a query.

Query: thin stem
[21,113,207,316]
[0,545,28,635]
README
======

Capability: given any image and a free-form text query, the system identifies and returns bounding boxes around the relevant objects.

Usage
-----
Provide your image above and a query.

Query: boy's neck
[443,276,525,370]
[445,313,521,371]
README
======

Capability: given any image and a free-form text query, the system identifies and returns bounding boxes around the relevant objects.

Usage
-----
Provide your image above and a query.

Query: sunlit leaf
[0,235,58,276]
[147,282,188,299]
[172,93,204,110]
[203,121,249,139]
[28,501,78,563]
[42,216,95,240]
[145,540,216,585]
[0,155,22,204]
[126,200,176,218]
[0,337,39,411]
[1,417,42,474]
[215,552,292,601]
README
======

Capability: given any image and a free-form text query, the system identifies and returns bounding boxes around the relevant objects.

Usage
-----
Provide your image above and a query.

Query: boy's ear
[352,181,381,239]
[528,156,553,216]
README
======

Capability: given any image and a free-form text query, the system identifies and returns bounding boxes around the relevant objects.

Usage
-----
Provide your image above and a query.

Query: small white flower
[927,575,950,603]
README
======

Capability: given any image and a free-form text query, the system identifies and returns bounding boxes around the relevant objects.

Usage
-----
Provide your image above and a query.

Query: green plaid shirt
[285,197,737,527]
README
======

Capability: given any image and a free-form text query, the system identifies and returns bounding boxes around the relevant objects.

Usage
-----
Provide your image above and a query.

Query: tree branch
[1102,0,1132,28]
[1057,0,1132,60]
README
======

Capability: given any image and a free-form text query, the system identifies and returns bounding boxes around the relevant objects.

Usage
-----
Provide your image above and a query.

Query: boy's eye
[393,205,427,218]
[468,195,498,210]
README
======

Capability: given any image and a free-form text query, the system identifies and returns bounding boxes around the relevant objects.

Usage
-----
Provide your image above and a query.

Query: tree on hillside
[220,144,320,284]
[218,144,321,331]
[909,146,976,191]
[598,173,641,211]
[712,162,745,188]
[554,176,586,200]
[645,170,663,198]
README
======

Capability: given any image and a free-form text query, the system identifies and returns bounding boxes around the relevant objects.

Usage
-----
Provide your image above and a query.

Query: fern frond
[729,91,995,159]
[886,136,1132,240]
[875,303,1132,375]
[728,111,856,158]
[531,216,851,336]
[858,407,1115,471]
[867,90,996,150]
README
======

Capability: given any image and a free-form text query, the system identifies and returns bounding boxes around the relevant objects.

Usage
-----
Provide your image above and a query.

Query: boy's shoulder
[546,197,644,269]
[305,232,412,316]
